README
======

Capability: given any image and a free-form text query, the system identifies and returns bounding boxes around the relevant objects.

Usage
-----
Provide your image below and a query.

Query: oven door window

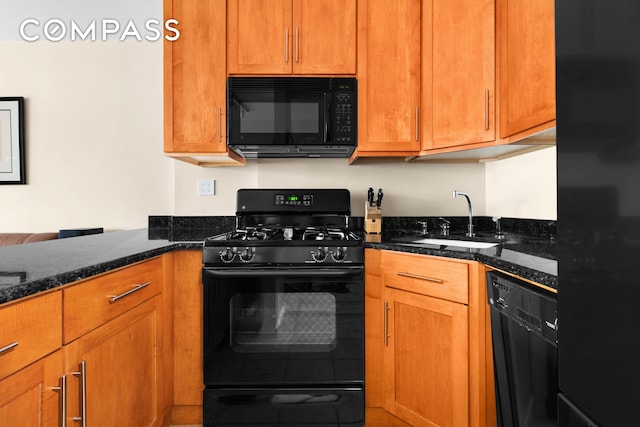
[230,291,337,352]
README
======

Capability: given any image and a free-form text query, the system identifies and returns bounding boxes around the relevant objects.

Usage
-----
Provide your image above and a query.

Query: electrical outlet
[198,179,215,196]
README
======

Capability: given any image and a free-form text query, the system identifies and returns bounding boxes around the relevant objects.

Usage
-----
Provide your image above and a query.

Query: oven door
[202,266,364,387]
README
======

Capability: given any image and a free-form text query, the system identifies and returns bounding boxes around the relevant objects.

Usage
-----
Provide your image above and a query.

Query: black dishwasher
[487,270,558,427]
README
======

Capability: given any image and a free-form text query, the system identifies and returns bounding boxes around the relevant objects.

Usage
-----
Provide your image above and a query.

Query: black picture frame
[0,97,26,184]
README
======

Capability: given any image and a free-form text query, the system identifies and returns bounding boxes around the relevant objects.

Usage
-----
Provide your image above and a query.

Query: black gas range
[201,189,365,427]
[203,188,364,268]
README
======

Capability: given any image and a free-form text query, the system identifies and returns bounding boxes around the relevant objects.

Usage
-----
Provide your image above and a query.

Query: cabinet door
[364,249,383,409]
[356,0,421,154]
[384,287,469,427]
[64,298,161,427]
[498,0,555,140]
[164,0,227,153]
[227,0,293,74]
[171,250,204,424]
[292,0,356,74]
[424,0,495,150]
[0,350,63,427]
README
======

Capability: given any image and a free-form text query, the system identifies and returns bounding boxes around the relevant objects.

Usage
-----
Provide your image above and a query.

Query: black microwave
[227,77,357,158]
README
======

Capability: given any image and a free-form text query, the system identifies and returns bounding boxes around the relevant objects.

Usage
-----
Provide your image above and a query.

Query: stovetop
[203,225,363,266]
[206,225,361,244]
[202,188,363,267]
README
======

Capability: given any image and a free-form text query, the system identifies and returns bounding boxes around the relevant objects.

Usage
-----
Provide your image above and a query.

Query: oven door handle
[203,266,363,278]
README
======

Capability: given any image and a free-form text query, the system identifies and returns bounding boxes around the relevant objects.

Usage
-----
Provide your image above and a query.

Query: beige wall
[174,158,487,218]
[0,39,556,233]
[0,41,174,232]
[486,146,557,220]
[174,149,557,220]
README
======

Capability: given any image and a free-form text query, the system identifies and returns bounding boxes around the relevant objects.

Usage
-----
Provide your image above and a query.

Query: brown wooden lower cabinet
[0,291,63,427]
[0,255,173,427]
[64,297,162,427]
[2,247,496,427]
[0,349,63,426]
[171,249,204,425]
[365,249,495,427]
[384,286,469,426]
[61,256,171,427]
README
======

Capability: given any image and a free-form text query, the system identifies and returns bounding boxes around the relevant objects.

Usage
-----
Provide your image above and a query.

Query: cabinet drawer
[63,257,163,343]
[0,291,62,381]
[382,251,469,304]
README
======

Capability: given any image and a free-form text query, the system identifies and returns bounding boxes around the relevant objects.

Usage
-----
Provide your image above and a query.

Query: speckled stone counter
[0,216,558,306]
[364,229,558,290]
[0,229,203,305]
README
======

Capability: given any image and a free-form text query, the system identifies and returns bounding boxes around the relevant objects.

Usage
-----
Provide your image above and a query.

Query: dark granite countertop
[0,229,203,305]
[0,216,558,306]
[364,229,557,289]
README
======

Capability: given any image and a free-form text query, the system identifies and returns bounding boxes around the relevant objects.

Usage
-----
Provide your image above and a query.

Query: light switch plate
[198,179,215,196]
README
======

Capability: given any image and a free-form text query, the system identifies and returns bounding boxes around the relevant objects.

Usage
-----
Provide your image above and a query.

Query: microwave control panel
[334,93,354,143]
[332,78,357,144]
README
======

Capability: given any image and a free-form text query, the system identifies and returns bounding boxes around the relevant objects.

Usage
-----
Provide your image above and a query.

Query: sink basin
[398,237,498,249]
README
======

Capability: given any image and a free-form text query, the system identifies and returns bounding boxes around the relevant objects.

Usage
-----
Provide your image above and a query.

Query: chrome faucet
[438,217,450,236]
[452,190,475,237]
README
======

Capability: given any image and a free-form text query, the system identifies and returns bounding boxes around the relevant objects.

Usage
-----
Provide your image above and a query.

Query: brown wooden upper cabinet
[227,0,357,75]
[354,0,422,156]
[422,0,496,151]
[353,0,495,159]
[498,0,556,142]
[354,0,555,161]
[164,0,245,166]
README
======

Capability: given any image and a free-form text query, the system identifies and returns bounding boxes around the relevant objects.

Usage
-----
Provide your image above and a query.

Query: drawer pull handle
[109,281,151,303]
[397,272,444,284]
[0,341,18,355]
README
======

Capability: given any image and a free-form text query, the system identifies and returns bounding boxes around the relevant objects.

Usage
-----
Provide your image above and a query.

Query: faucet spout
[453,190,475,237]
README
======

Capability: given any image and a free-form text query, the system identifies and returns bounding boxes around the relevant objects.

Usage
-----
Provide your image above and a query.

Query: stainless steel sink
[396,237,498,249]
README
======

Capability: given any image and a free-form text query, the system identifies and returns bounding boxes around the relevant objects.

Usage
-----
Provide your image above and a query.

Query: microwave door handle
[323,93,330,143]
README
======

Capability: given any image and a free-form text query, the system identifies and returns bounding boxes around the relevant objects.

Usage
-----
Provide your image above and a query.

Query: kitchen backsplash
[149,215,556,242]
[148,216,235,241]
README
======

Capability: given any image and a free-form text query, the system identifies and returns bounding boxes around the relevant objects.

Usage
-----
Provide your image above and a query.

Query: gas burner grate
[225,227,278,241]
[302,227,347,241]
[223,226,353,242]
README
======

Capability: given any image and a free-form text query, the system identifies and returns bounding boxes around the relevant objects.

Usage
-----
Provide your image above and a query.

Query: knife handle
[376,189,383,208]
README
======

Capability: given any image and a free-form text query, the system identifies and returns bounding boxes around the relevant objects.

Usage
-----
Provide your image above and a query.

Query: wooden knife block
[364,202,382,234]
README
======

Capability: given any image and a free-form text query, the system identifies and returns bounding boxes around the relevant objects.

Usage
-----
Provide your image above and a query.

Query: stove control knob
[312,247,327,262]
[220,247,235,263]
[239,247,255,262]
[333,247,347,261]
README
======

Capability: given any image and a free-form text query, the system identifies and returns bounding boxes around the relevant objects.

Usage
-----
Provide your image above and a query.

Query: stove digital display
[275,194,314,206]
